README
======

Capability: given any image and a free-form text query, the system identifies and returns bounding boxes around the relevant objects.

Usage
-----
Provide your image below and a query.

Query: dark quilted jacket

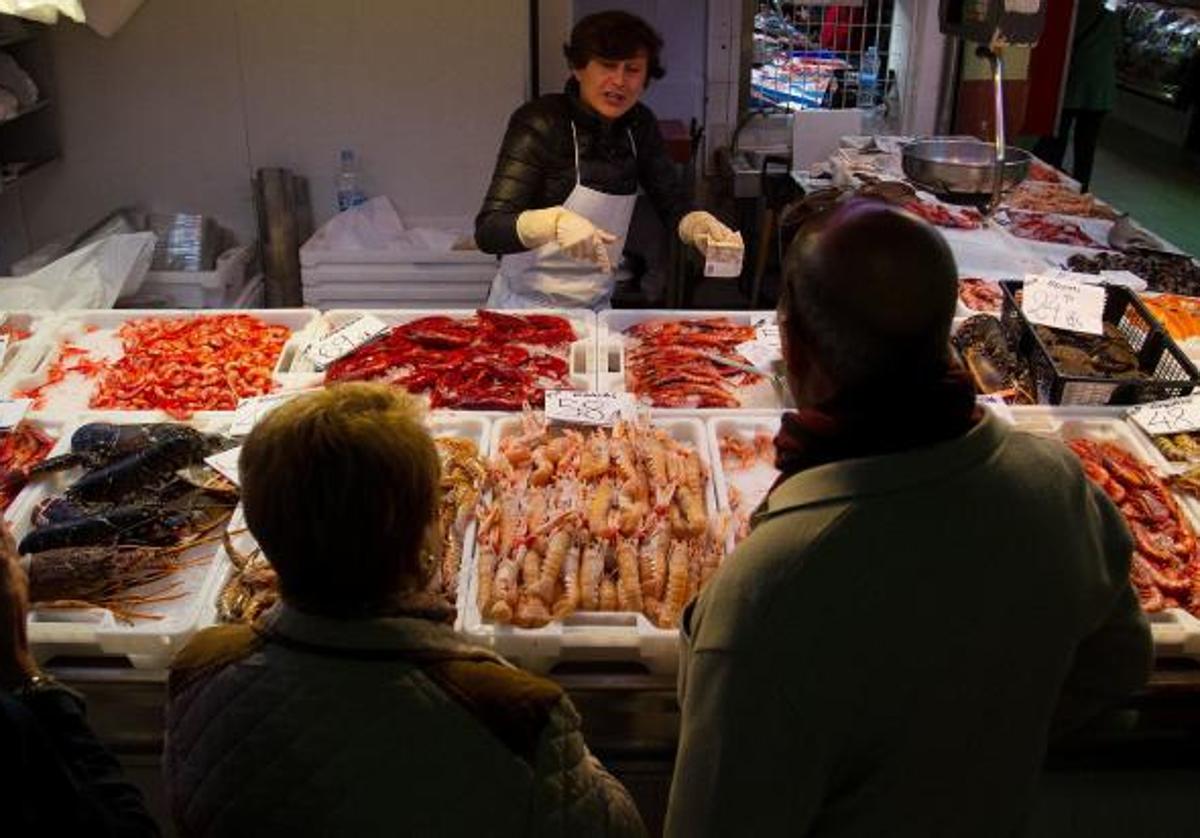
[475,80,691,255]
[165,605,646,838]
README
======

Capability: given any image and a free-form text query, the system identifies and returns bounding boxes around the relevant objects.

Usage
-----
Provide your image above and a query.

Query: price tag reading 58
[1021,275,1105,336]
[304,315,390,371]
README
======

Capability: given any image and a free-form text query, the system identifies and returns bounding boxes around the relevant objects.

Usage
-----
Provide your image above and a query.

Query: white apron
[488,122,638,311]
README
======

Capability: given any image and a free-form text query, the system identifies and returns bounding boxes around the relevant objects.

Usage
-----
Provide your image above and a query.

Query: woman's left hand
[678,211,740,256]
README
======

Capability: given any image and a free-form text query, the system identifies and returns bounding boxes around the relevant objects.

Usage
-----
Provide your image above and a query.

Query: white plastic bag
[306,196,407,252]
[0,232,155,309]
[302,196,465,254]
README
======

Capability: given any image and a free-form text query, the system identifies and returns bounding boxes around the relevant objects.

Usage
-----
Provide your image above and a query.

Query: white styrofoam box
[597,310,792,411]
[793,109,865,169]
[1,416,69,525]
[283,308,596,396]
[301,214,497,308]
[3,309,321,417]
[12,412,239,668]
[0,311,62,390]
[1006,406,1200,658]
[706,412,784,550]
[460,414,721,674]
[118,245,252,310]
[301,272,494,309]
[942,224,1052,279]
[210,411,492,632]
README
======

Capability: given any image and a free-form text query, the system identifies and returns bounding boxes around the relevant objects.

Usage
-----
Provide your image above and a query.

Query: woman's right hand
[0,521,37,690]
[516,206,617,272]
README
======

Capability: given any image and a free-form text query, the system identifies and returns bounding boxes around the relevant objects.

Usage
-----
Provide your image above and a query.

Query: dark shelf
[0,98,50,127]
[0,156,58,194]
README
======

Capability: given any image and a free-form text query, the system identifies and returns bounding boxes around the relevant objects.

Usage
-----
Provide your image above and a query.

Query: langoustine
[476,413,726,629]
[1069,438,1200,616]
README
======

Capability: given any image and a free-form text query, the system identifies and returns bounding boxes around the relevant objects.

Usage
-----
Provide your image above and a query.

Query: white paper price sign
[230,390,310,436]
[1021,275,1105,336]
[304,315,390,371]
[0,398,31,430]
[734,339,782,371]
[204,446,242,486]
[545,391,639,426]
[1128,395,1200,437]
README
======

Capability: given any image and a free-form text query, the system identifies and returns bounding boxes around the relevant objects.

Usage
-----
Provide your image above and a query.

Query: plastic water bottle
[859,46,880,108]
[335,148,367,212]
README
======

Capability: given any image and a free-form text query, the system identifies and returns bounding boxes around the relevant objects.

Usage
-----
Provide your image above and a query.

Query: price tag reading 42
[304,315,390,371]
[1021,275,1105,336]
[1128,395,1200,437]
[545,391,639,427]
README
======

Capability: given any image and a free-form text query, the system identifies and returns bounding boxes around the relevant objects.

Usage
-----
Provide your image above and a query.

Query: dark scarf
[773,367,983,486]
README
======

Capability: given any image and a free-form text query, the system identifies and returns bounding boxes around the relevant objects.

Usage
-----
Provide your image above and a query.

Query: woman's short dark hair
[564,11,666,80]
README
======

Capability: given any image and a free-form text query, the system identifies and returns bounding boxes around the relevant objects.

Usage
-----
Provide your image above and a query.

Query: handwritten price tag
[1128,395,1200,437]
[1021,275,1105,336]
[735,339,782,370]
[304,315,390,371]
[204,446,242,486]
[0,398,31,430]
[545,391,639,427]
[230,390,311,436]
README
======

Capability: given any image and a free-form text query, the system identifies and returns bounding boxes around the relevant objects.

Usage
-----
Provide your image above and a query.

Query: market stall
[0,135,1198,832]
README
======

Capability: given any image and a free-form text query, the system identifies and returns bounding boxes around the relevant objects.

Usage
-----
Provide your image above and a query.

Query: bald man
[665,203,1151,838]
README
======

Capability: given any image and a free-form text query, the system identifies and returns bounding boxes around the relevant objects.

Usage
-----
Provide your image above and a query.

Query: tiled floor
[1088,118,1200,256]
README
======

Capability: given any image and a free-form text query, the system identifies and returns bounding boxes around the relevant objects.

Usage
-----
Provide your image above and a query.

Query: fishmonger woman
[475,10,739,309]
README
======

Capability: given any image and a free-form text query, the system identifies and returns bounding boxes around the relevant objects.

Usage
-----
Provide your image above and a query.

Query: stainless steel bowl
[901,139,1031,196]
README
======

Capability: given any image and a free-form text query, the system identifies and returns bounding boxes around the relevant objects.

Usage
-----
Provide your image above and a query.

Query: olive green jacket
[1064,0,1120,112]
[666,413,1151,838]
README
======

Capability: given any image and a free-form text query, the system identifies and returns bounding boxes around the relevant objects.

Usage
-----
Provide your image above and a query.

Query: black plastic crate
[999,280,1200,405]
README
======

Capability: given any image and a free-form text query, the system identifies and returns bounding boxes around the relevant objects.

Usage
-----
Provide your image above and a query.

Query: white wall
[14,0,527,250]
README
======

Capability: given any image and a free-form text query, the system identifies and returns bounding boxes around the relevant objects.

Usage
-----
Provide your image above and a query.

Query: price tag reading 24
[1129,395,1200,437]
[1021,275,1105,336]
[304,314,390,371]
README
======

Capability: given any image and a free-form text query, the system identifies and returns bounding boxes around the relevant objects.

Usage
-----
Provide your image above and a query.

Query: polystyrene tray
[458,414,721,674]
[12,412,240,668]
[1,416,68,521]
[282,308,597,395]
[596,309,791,411]
[210,412,493,632]
[1006,406,1200,658]
[707,412,784,550]
[0,311,62,390]
[2,309,321,418]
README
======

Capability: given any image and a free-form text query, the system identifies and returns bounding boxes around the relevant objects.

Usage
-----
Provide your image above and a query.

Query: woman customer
[164,383,644,837]
[475,10,739,309]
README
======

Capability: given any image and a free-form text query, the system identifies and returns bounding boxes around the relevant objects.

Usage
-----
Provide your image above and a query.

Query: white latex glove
[678,211,739,256]
[516,206,616,273]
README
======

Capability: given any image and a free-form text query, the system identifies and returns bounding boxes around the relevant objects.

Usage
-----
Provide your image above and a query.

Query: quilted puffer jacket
[164,604,645,838]
[475,79,691,256]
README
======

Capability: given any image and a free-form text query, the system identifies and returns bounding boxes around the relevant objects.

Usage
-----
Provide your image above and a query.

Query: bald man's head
[780,201,958,395]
